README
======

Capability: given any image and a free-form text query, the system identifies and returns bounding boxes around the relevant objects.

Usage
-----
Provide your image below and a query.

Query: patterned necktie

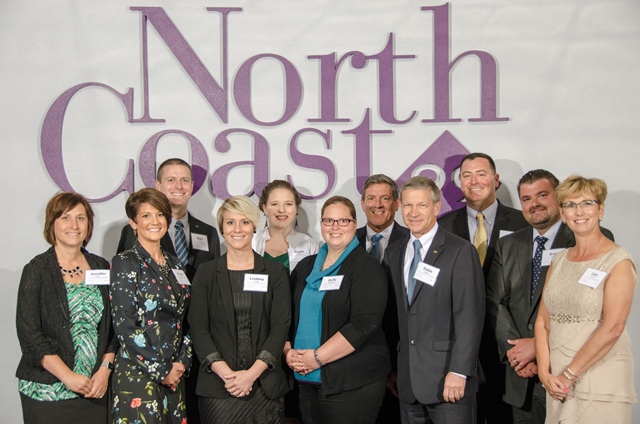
[474,212,488,265]
[174,220,189,266]
[531,235,548,302]
[370,233,383,263]
[407,239,423,304]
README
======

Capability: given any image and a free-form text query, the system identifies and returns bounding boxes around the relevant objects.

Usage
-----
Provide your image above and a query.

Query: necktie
[407,239,423,303]
[474,212,487,265]
[531,235,548,302]
[174,220,189,266]
[370,233,383,262]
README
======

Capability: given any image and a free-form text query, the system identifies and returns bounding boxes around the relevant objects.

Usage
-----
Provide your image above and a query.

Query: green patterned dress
[18,281,103,400]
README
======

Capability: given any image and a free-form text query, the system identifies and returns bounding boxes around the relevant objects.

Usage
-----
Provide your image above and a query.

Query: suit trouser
[400,394,475,424]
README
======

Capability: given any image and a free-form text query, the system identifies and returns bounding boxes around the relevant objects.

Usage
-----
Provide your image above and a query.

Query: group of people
[16,154,636,424]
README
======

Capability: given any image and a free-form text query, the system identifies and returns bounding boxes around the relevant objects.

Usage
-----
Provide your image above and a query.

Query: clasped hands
[161,362,186,390]
[506,338,538,378]
[286,348,319,376]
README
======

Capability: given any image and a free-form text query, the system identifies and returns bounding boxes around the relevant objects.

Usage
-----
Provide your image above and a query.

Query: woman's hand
[539,371,568,402]
[285,348,310,375]
[224,369,258,397]
[60,371,94,396]
[297,349,320,374]
[161,362,186,388]
[85,366,110,398]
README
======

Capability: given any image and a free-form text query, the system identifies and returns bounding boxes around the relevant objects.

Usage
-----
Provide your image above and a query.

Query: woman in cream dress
[535,175,637,424]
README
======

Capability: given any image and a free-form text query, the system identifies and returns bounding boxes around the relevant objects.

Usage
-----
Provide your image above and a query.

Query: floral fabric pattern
[110,242,192,423]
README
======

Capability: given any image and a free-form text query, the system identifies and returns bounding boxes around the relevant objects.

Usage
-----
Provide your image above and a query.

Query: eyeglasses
[321,218,356,227]
[560,200,599,210]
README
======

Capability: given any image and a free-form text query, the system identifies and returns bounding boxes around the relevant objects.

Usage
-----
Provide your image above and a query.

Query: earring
[133,229,138,237]
[294,218,299,229]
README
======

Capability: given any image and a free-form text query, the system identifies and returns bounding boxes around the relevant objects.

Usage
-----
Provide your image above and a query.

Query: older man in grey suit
[385,176,485,424]
[486,169,614,423]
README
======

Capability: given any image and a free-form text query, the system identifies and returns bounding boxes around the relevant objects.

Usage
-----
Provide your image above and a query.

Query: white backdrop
[2,1,639,422]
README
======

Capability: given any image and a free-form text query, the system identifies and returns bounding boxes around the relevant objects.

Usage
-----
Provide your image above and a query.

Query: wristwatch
[101,361,114,372]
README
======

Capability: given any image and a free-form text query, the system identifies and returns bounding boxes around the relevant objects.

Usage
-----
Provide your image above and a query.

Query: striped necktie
[174,220,189,266]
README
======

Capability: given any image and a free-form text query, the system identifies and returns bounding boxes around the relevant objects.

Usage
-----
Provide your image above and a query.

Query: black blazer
[486,223,614,408]
[289,247,391,395]
[384,228,485,405]
[117,213,221,281]
[437,200,529,278]
[188,252,291,399]
[16,247,117,384]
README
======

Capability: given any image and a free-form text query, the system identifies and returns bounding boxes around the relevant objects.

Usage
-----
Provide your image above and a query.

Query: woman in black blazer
[189,195,291,424]
[285,196,391,424]
[16,192,117,424]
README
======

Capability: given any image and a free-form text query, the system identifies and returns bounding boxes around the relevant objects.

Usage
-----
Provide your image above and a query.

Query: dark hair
[321,196,357,220]
[361,174,399,201]
[460,152,496,174]
[258,180,302,212]
[125,188,172,225]
[156,158,192,181]
[44,192,94,247]
[399,176,441,203]
[517,169,560,195]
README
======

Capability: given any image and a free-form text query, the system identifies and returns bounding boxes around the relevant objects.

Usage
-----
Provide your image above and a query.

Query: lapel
[160,231,176,256]
[453,209,471,241]
[491,202,510,247]
[250,253,267,352]
[355,226,367,249]
[409,228,445,306]
[187,213,200,265]
[389,221,409,244]
[47,247,71,321]
[215,255,237,336]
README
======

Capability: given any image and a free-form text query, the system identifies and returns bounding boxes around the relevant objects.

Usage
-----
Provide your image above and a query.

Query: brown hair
[258,180,302,212]
[156,158,192,181]
[460,152,497,174]
[361,174,400,201]
[125,188,172,225]
[44,192,94,246]
[517,169,560,195]
[321,196,357,220]
[555,175,607,205]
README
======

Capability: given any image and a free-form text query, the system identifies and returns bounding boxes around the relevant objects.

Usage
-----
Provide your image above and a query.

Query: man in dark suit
[385,176,485,424]
[116,157,221,424]
[356,174,410,424]
[438,153,528,424]
[486,169,614,423]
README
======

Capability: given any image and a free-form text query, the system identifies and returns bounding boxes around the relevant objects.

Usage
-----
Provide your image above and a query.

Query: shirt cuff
[451,372,467,379]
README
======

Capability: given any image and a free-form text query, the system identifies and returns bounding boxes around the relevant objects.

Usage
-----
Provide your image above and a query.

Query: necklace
[59,265,83,277]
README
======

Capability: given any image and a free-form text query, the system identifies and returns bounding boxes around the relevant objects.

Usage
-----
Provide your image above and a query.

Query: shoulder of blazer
[496,201,528,230]
[187,212,215,236]
[355,226,367,248]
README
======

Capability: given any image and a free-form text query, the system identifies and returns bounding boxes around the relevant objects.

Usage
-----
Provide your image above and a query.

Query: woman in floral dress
[111,188,192,423]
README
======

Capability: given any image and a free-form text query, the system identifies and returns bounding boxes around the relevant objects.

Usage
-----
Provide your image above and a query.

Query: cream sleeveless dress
[543,247,636,424]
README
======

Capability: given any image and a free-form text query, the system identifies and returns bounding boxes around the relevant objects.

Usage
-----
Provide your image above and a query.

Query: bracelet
[565,366,580,382]
[313,349,324,367]
[563,370,576,382]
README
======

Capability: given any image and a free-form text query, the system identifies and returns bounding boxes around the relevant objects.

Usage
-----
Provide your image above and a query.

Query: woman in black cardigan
[189,195,291,424]
[16,192,117,424]
[285,196,391,424]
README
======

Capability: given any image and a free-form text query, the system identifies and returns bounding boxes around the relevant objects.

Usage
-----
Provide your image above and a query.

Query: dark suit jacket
[437,200,529,278]
[117,213,220,281]
[486,223,614,408]
[355,220,410,252]
[16,247,118,384]
[384,228,485,405]
[188,253,291,399]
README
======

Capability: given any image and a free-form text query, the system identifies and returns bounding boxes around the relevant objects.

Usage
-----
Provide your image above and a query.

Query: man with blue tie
[385,176,485,424]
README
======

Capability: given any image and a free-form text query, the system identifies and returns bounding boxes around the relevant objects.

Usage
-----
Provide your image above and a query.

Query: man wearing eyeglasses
[384,176,485,424]
[486,169,614,424]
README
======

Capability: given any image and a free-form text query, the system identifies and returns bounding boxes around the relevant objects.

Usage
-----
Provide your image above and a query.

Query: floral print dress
[110,242,192,424]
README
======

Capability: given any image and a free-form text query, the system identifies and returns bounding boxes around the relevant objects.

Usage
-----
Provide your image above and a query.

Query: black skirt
[20,392,108,424]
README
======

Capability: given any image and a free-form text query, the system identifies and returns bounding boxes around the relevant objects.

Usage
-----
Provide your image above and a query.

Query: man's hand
[443,372,466,403]
[506,338,536,372]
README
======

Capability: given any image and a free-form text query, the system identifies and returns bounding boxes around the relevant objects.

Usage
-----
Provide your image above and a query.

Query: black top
[16,247,118,384]
[289,246,391,395]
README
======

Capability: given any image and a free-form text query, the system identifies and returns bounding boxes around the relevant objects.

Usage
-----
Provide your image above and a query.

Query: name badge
[578,268,607,289]
[319,275,344,291]
[191,233,209,252]
[85,269,110,285]
[413,263,440,287]
[499,230,513,238]
[244,274,269,292]
[542,248,565,267]
[172,269,191,286]
[290,249,306,260]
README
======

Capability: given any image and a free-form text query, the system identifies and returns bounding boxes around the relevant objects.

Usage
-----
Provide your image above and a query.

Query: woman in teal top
[16,192,117,424]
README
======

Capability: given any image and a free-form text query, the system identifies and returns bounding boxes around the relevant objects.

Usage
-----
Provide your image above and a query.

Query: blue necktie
[531,235,548,302]
[370,233,383,263]
[407,239,423,303]
[174,220,189,266]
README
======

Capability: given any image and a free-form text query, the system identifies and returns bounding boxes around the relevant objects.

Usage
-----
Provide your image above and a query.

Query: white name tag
[499,230,513,238]
[290,249,307,260]
[413,263,440,287]
[578,268,607,289]
[172,269,191,286]
[542,248,565,267]
[319,275,344,291]
[244,274,269,292]
[85,269,110,285]
[191,233,209,252]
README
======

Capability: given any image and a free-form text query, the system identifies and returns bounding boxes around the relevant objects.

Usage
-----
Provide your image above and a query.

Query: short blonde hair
[217,196,260,234]
[556,175,607,205]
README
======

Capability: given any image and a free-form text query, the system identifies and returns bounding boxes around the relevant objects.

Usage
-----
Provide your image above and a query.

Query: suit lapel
[216,256,237,336]
[491,203,510,247]
[250,253,266,352]
[161,231,176,256]
[410,229,445,305]
[454,210,471,242]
